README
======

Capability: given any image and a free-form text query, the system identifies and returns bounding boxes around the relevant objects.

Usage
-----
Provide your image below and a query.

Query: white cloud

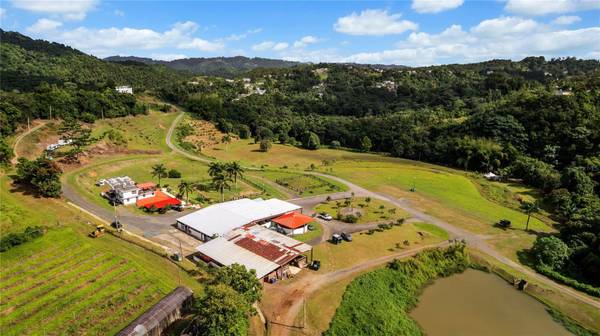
[27,18,63,33]
[341,17,600,66]
[222,28,262,41]
[471,17,539,37]
[293,35,321,48]
[150,53,187,61]
[412,0,464,14]
[252,41,288,51]
[29,21,225,57]
[505,0,600,16]
[334,9,418,36]
[553,15,581,25]
[12,0,97,20]
[114,9,124,17]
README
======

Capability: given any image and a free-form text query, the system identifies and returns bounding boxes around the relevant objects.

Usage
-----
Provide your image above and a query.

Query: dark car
[309,260,321,271]
[341,232,352,242]
[111,220,123,229]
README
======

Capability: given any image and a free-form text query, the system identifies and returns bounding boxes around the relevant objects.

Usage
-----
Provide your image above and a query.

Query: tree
[221,134,232,151]
[520,201,539,231]
[531,236,570,270]
[178,180,194,203]
[225,161,244,191]
[193,284,251,336]
[330,140,341,149]
[259,139,271,152]
[0,137,13,165]
[59,119,92,162]
[304,132,320,150]
[208,162,225,177]
[14,156,62,197]
[212,173,231,202]
[212,264,262,304]
[151,163,167,186]
[360,136,372,152]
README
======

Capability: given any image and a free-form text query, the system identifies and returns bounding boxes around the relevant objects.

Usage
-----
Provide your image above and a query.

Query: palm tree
[225,161,244,191]
[178,180,194,203]
[151,164,167,186]
[208,162,224,178]
[520,201,540,231]
[212,173,232,202]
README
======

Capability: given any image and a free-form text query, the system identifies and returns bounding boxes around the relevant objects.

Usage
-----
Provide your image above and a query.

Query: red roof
[136,182,156,190]
[272,212,314,229]
[136,190,181,209]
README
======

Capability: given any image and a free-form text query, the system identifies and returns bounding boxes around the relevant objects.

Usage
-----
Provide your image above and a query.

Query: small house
[272,212,314,235]
[483,172,500,181]
[115,85,133,94]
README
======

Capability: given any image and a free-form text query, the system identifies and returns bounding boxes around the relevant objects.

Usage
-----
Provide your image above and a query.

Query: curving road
[11,120,48,164]
[164,112,600,312]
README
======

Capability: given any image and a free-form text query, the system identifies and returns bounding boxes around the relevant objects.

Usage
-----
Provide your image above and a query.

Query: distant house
[195,225,312,280]
[117,286,194,336]
[100,176,156,205]
[483,172,500,181]
[115,85,133,94]
[272,212,314,235]
[177,198,301,241]
[45,139,72,151]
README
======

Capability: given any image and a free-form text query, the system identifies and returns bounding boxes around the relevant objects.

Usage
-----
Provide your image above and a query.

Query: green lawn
[329,161,551,234]
[293,221,322,243]
[315,197,408,224]
[0,173,203,336]
[311,222,447,272]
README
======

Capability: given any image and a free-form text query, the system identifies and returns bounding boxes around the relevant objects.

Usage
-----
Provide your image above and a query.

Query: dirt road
[11,120,48,164]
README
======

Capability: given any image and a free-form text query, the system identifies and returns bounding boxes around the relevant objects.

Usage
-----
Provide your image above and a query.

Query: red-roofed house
[272,212,314,235]
[136,190,181,210]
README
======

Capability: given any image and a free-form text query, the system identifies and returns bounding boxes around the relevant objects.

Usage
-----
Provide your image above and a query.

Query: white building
[102,176,155,205]
[177,198,301,241]
[115,86,133,94]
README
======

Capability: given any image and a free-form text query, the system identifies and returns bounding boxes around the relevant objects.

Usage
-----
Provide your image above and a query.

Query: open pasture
[254,170,348,196]
[315,197,408,224]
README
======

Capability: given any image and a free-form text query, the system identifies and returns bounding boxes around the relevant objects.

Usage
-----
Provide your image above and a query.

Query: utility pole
[49,105,52,120]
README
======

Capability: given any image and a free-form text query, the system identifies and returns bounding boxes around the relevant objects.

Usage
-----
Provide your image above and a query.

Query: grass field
[311,222,448,272]
[253,170,348,196]
[0,174,202,336]
[315,197,408,224]
[293,221,322,243]
[65,154,267,210]
[91,110,178,153]
[13,122,60,160]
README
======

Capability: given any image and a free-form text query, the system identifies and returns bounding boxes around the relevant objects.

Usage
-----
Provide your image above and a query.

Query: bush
[0,226,45,252]
[344,214,358,223]
[531,236,570,270]
[80,112,96,123]
[259,139,272,152]
[330,140,341,148]
[535,265,600,297]
[167,169,182,178]
[497,219,512,229]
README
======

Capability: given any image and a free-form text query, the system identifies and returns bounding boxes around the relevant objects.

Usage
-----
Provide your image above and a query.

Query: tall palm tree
[212,173,231,202]
[225,161,244,191]
[178,180,194,203]
[151,164,167,186]
[208,162,224,178]
[521,201,540,231]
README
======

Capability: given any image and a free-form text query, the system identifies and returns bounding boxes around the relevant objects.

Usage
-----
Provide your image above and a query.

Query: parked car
[309,260,321,271]
[308,223,315,231]
[111,220,122,229]
[331,233,343,244]
[318,212,333,221]
[341,232,352,242]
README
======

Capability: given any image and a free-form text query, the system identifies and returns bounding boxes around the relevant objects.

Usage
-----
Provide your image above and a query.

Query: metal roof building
[196,225,312,279]
[117,286,193,336]
[177,198,301,241]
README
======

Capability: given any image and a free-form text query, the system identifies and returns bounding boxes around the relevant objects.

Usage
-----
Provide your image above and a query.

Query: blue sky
[1,0,598,66]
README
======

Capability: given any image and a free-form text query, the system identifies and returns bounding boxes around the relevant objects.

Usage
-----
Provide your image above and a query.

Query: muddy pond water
[410,269,571,335]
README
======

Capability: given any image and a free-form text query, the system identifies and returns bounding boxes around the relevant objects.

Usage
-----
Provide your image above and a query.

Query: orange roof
[272,212,314,229]
[136,190,180,209]
[136,182,156,190]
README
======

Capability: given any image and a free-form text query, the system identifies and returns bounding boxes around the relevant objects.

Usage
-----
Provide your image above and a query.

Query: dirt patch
[183,119,236,150]
[339,207,363,217]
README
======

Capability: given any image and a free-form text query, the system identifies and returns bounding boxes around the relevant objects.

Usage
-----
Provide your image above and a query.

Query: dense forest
[1,30,599,290]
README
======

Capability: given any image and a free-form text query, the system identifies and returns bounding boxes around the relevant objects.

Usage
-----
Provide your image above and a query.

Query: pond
[410,269,571,336]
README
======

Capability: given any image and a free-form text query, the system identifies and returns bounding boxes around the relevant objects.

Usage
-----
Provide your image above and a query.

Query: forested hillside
[105,55,299,77]
[158,59,600,288]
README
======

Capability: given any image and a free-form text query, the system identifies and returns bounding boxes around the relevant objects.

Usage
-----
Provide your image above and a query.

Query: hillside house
[176,198,301,241]
[115,85,133,94]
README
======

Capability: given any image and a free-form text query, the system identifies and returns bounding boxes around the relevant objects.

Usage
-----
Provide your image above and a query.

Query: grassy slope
[254,170,348,196]
[0,174,202,335]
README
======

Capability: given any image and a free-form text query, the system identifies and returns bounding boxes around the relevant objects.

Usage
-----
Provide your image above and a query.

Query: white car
[318,213,333,221]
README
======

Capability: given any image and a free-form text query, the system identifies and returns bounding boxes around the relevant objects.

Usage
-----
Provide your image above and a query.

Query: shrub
[497,219,511,229]
[330,140,341,148]
[344,214,358,223]
[259,139,272,152]
[0,226,45,252]
[81,112,96,123]
[167,169,182,178]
